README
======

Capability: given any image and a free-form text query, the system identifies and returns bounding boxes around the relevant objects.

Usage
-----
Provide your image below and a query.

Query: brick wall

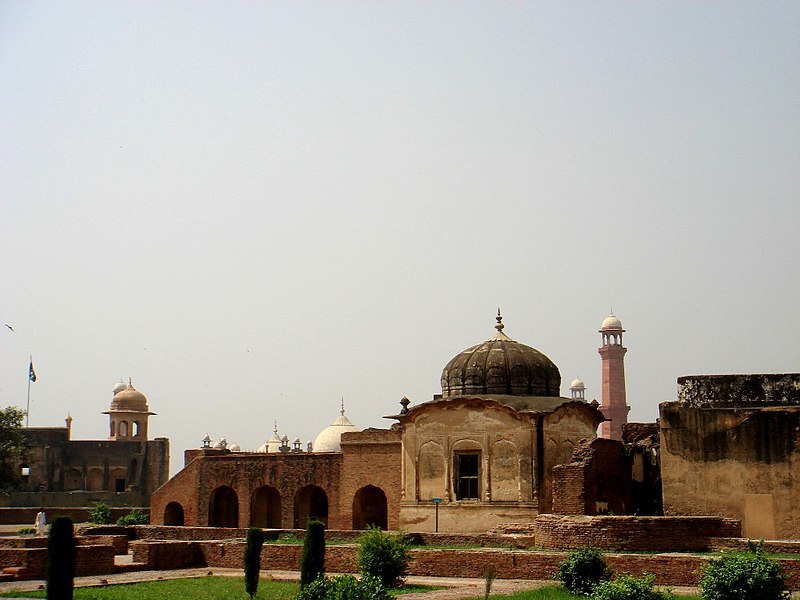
[129,538,800,591]
[151,453,344,528]
[534,515,741,551]
[153,431,401,532]
[552,439,632,515]
[0,507,146,524]
[0,544,115,578]
[338,428,401,530]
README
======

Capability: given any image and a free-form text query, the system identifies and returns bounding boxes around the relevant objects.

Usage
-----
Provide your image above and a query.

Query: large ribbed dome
[441,312,561,398]
[109,381,150,412]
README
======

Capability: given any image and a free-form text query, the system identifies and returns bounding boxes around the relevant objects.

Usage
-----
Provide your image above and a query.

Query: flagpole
[26,355,32,428]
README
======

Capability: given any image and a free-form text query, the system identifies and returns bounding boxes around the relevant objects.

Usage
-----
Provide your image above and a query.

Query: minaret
[598,314,629,440]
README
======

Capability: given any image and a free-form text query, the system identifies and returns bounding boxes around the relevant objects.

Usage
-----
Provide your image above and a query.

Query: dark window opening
[455,452,479,500]
[115,478,126,492]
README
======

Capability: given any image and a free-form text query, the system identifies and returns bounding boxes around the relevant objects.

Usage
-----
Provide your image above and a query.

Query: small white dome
[313,409,358,453]
[601,314,623,330]
[229,442,241,452]
[570,378,585,389]
[113,380,127,395]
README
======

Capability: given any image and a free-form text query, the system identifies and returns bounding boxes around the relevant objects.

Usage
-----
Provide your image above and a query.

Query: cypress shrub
[46,516,76,600]
[300,519,325,587]
[244,527,265,598]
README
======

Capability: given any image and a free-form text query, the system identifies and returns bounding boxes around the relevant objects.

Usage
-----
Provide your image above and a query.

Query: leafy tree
[592,573,675,600]
[244,527,265,599]
[46,517,76,600]
[557,546,612,596]
[699,550,788,600]
[300,519,326,587]
[88,501,113,524]
[295,573,390,600]
[0,406,29,489]
[356,526,410,589]
[116,509,149,526]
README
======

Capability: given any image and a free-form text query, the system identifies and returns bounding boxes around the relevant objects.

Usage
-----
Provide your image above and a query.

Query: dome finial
[273,420,278,435]
[495,308,504,332]
[341,396,345,416]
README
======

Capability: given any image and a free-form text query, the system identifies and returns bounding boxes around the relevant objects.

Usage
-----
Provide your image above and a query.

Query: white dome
[229,442,241,452]
[265,424,282,453]
[601,314,623,330]
[313,410,358,453]
[570,378,585,389]
[113,380,127,395]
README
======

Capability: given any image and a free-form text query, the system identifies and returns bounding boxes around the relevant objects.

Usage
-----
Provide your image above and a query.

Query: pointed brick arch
[352,485,387,530]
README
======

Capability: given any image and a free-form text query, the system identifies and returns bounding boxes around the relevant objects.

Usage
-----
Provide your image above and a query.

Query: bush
[244,527,265,598]
[116,508,149,526]
[295,574,390,600]
[557,546,612,595]
[17,527,36,535]
[300,519,326,587]
[356,526,410,589]
[46,516,76,600]
[88,501,112,525]
[592,574,675,600]
[699,551,788,600]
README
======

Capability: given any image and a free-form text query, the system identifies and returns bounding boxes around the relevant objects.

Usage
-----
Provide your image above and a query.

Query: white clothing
[35,511,46,535]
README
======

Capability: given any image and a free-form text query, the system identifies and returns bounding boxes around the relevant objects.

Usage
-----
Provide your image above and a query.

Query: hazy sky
[2,2,798,477]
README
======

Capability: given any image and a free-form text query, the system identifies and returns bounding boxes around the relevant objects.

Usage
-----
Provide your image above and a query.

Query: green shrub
[699,551,788,600]
[294,573,390,600]
[17,526,36,535]
[46,516,76,600]
[356,526,410,589]
[244,527,265,598]
[592,573,674,600]
[116,508,149,526]
[88,501,112,525]
[300,519,326,587]
[557,546,612,596]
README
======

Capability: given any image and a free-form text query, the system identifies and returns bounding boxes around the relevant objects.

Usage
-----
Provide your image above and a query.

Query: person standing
[34,509,46,536]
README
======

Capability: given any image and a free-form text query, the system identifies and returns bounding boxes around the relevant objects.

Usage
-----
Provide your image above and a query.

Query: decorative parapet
[677,374,800,408]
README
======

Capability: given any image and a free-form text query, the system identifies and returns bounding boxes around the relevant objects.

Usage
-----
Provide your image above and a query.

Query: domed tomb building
[395,312,604,531]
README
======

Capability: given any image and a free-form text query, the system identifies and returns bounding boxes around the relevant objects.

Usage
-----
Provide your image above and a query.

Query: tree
[557,546,612,596]
[46,517,76,600]
[699,550,788,600]
[356,526,410,589]
[300,519,326,587]
[244,527,265,599]
[0,406,29,489]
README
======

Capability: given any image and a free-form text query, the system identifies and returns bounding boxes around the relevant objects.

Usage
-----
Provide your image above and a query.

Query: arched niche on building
[164,501,185,526]
[490,439,519,501]
[209,485,239,528]
[294,485,328,529]
[352,485,388,530]
[87,467,104,491]
[64,468,82,491]
[251,485,281,529]
[417,440,445,501]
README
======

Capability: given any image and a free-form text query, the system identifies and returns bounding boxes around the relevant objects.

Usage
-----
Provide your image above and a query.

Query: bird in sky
[4,324,13,331]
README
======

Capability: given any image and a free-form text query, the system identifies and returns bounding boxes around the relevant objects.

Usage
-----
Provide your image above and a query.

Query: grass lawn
[0,577,436,599]
[464,586,703,599]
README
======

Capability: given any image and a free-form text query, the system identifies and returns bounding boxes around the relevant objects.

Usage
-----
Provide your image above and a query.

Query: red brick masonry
[129,540,800,590]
